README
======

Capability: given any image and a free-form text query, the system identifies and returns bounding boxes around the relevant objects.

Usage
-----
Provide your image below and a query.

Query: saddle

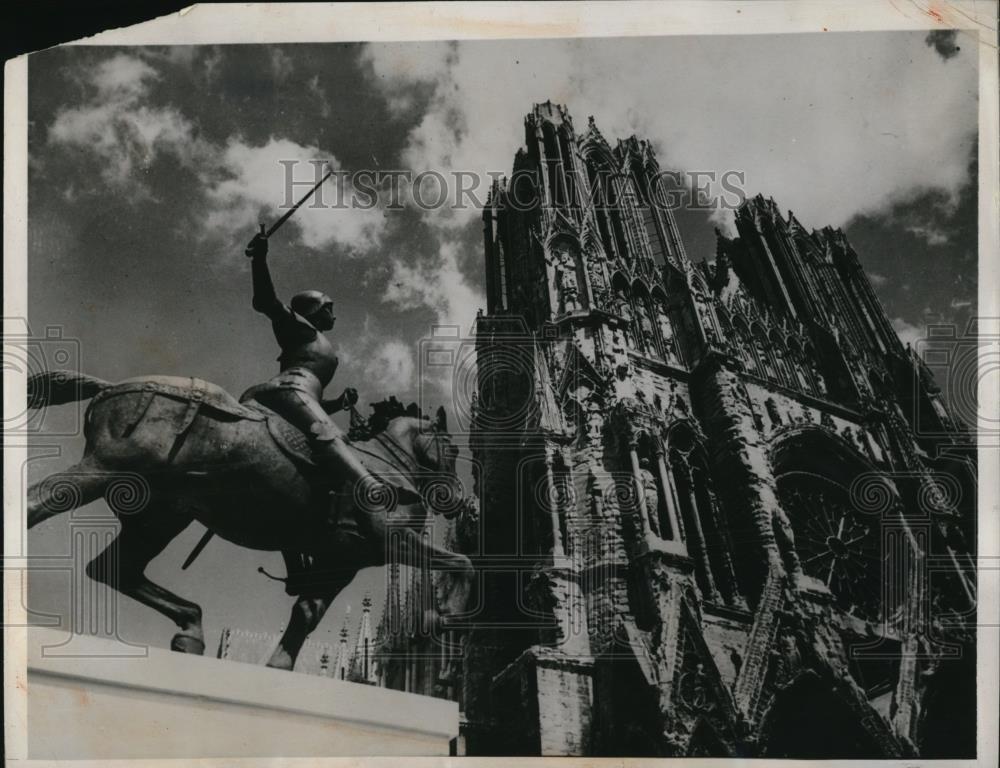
[252,401,318,470]
[100,376,416,499]
[96,376,317,468]
[105,375,264,420]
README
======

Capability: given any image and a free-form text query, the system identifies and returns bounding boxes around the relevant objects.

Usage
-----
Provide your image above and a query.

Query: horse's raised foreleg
[85,506,205,654]
[28,455,111,529]
[266,563,357,671]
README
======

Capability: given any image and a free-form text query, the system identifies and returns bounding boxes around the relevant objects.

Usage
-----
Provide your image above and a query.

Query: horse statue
[26,370,473,671]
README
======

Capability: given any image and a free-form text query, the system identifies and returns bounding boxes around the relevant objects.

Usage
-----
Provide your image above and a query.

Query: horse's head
[393,407,464,519]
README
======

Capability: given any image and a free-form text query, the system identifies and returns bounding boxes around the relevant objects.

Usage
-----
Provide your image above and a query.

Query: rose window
[777,473,885,621]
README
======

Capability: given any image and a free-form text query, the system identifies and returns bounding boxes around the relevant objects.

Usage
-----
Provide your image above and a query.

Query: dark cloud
[25,36,982,656]
[845,145,977,352]
[925,30,961,60]
[844,145,976,422]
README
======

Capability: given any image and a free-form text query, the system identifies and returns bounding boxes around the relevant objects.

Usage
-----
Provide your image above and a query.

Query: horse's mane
[348,396,425,441]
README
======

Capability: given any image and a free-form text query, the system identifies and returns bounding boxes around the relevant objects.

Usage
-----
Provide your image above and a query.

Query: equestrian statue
[26,193,474,671]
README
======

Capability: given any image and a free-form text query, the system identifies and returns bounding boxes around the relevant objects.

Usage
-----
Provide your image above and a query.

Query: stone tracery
[450,102,976,757]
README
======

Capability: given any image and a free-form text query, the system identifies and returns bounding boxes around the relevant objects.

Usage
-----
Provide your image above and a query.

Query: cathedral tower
[463,103,976,757]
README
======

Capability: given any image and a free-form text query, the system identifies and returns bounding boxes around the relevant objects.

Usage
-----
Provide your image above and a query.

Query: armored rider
[244,228,387,527]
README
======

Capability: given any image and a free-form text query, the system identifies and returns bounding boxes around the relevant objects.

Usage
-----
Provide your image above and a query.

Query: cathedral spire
[333,609,351,681]
[349,594,377,684]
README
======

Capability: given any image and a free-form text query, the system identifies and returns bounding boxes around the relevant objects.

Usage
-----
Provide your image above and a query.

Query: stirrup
[257,565,288,584]
[259,565,312,596]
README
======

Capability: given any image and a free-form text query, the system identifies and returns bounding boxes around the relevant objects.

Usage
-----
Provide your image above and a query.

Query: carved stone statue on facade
[613,287,633,348]
[555,246,581,313]
[638,456,663,537]
[811,361,828,395]
[696,297,720,346]
[636,299,658,357]
[765,397,783,427]
[586,398,605,444]
[609,327,631,381]
[657,308,677,363]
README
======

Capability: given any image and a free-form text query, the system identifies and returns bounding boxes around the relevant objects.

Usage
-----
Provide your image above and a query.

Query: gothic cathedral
[460,102,977,757]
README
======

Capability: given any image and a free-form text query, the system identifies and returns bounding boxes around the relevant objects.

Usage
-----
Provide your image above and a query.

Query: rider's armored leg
[282,391,387,529]
[311,422,386,518]
[255,388,387,529]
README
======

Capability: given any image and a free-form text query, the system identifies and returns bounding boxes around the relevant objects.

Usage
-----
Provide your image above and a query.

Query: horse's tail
[27,370,113,409]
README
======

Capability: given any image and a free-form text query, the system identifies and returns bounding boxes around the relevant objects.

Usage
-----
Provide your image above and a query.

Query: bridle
[372,428,420,474]
[347,409,451,490]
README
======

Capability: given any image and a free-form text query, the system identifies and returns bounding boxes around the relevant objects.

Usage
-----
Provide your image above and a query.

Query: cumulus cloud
[892,316,925,347]
[337,318,417,396]
[90,53,158,97]
[359,42,456,117]
[381,240,485,404]
[48,53,210,190]
[201,139,385,254]
[382,241,483,331]
[307,74,332,118]
[905,224,950,246]
[361,32,977,233]
[364,340,416,393]
[143,45,225,87]
[47,53,386,255]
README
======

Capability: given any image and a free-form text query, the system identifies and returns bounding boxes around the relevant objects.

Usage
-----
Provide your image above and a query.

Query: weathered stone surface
[395,103,976,758]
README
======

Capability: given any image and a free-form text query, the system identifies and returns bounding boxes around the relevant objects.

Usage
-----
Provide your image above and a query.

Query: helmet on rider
[291,290,336,330]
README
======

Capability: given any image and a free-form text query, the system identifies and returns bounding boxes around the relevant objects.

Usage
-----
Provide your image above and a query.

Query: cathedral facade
[456,102,977,757]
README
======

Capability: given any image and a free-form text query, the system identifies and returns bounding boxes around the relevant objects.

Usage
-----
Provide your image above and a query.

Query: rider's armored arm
[247,237,312,347]
[251,254,284,318]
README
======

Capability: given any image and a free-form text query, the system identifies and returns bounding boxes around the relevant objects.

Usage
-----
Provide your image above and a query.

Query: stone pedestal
[28,628,459,758]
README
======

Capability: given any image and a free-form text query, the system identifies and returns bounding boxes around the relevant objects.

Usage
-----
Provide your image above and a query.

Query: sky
[25,32,979,659]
